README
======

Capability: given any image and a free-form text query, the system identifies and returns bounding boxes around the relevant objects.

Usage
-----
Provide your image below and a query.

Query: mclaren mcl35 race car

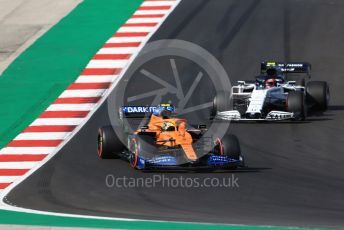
[97,104,245,170]
[212,61,330,121]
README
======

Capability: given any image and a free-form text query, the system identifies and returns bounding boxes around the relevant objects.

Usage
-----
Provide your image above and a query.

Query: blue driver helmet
[153,104,174,117]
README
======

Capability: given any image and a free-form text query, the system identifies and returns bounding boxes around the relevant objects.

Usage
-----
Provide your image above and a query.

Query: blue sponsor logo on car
[148,156,177,165]
[122,106,157,113]
[207,154,237,165]
[122,105,175,114]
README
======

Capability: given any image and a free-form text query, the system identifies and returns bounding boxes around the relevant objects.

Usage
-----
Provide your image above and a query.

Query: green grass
[0,0,143,148]
[0,209,320,230]
[0,0,331,229]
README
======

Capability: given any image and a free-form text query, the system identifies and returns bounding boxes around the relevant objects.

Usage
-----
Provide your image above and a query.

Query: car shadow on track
[142,167,271,174]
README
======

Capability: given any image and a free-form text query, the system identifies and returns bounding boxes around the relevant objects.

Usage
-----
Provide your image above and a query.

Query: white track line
[14,132,70,141]
[106,37,144,43]
[118,26,154,33]
[75,75,116,83]
[134,10,169,15]
[46,104,95,111]
[127,18,162,23]
[86,60,129,69]
[141,1,175,6]
[59,89,106,98]
[0,176,19,183]
[31,118,84,126]
[97,47,139,54]
[0,0,184,223]
[0,162,38,169]
[0,147,56,154]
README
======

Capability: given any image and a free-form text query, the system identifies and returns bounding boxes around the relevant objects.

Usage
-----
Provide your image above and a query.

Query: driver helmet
[153,104,174,117]
[265,78,277,89]
[266,67,278,78]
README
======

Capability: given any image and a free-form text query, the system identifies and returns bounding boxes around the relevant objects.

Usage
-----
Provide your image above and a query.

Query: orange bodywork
[134,115,197,161]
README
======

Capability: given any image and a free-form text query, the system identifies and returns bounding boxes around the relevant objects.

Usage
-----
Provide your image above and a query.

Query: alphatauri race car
[212,61,330,121]
[97,104,245,170]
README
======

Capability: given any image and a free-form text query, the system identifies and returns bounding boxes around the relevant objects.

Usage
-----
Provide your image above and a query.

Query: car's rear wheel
[306,81,329,112]
[97,126,124,159]
[287,91,307,120]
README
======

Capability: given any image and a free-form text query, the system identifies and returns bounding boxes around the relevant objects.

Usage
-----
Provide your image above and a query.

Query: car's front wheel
[211,91,230,118]
[221,134,241,160]
[287,91,307,120]
[128,135,156,169]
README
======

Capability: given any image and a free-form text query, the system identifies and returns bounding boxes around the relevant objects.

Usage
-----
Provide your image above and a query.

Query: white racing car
[212,61,330,121]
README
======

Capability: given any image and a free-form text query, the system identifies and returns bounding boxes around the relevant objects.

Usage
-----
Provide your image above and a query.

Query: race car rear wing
[261,61,311,77]
[120,105,175,118]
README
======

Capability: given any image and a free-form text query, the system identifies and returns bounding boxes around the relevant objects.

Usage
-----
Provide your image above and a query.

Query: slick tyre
[306,81,329,112]
[129,135,156,169]
[97,126,124,159]
[287,91,307,121]
[211,91,230,117]
[221,134,241,160]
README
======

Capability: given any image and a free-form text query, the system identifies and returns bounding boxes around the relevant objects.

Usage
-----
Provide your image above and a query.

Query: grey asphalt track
[4,0,344,228]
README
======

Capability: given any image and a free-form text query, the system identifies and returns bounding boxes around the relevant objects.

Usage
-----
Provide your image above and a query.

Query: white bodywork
[215,81,304,121]
[246,88,268,114]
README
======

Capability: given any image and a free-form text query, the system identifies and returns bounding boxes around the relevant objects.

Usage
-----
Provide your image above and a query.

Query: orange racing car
[97,104,245,170]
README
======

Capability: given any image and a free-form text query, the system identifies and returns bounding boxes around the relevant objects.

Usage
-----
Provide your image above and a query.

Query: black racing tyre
[129,135,156,169]
[221,134,241,160]
[211,91,230,117]
[306,81,329,112]
[97,126,124,159]
[287,91,307,120]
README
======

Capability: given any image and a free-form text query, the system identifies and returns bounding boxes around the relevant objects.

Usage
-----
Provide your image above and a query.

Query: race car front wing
[135,154,244,169]
[215,110,295,121]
